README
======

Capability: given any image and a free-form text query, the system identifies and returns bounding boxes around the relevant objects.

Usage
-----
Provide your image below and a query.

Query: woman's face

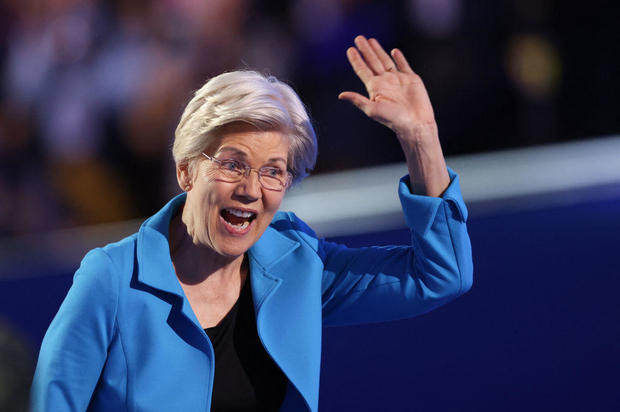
[181,127,290,259]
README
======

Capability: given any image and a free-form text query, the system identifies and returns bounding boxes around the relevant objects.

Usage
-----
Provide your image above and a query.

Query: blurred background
[1,0,619,235]
[1,0,619,410]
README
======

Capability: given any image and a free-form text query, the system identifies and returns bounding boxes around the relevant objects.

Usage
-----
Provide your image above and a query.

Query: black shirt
[204,278,287,411]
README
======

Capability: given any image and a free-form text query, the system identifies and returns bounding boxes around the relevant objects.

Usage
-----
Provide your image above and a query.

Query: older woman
[32,36,472,412]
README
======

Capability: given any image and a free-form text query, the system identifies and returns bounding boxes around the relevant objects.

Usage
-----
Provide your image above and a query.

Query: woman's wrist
[397,122,450,197]
[395,120,438,146]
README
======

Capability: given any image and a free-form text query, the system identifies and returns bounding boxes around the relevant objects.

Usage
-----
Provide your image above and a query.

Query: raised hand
[339,35,450,197]
[338,36,436,139]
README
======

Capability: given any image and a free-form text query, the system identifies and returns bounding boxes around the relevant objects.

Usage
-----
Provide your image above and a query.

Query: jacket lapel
[249,225,322,412]
[248,225,299,308]
[135,194,205,332]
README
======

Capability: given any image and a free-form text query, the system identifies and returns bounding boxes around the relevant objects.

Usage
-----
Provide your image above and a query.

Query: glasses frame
[201,152,292,192]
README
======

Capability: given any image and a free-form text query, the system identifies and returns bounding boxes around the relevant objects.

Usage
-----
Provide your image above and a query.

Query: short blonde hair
[173,71,317,184]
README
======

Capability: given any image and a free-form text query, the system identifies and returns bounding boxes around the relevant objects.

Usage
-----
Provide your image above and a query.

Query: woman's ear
[176,161,193,192]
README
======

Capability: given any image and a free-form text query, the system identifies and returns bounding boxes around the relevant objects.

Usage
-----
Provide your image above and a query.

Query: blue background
[2,190,619,411]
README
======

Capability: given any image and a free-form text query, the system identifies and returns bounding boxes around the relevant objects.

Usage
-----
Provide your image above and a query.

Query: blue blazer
[31,172,473,412]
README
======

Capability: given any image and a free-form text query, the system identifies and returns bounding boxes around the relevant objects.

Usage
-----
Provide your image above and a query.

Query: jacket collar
[249,221,300,270]
[135,193,300,299]
[247,221,300,310]
[136,193,187,297]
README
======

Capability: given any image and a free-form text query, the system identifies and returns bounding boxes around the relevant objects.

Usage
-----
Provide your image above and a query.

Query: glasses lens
[259,167,289,191]
[207,155,288,191]
[259,175,284,191]
[217,159,244,180]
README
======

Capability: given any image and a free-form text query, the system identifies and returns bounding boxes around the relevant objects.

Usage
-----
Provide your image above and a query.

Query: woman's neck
[168,208,246,287]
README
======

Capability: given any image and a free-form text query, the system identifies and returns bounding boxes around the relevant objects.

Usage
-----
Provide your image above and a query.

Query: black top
[204,278,287,412]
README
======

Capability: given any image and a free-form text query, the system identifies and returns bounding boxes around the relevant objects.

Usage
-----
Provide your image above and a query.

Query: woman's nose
[235,169,262,199]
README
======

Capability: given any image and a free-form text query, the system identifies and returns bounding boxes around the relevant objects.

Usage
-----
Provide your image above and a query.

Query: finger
[354,35,385,74]
[390,48,415,74]
[338,91,372,113]
[369,38,397,72]
[346,47,374,84]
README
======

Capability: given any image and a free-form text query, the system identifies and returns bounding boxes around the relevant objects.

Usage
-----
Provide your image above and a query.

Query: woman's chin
[211,216,259,257]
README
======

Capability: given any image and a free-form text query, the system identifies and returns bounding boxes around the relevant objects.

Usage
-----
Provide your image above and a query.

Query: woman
[32,36,472,412]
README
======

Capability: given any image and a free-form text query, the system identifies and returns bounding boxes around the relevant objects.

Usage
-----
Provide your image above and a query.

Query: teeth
[225,208,255,218]
[225,220,250,229]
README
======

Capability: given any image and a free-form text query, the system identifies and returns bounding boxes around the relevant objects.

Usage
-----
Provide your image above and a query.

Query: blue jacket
[31,172,473,412]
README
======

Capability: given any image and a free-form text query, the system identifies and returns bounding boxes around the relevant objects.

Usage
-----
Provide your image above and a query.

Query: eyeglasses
[201,153,292,192]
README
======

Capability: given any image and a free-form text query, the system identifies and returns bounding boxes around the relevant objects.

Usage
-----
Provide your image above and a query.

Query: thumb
[338,91,372,114]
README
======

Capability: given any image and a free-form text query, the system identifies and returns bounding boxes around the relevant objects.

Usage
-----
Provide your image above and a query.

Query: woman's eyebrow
[266,156,287,165]
[216,147,247,157]
[216,147,287,165]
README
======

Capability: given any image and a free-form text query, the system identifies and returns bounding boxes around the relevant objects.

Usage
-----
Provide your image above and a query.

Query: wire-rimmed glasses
[201,153,292,192]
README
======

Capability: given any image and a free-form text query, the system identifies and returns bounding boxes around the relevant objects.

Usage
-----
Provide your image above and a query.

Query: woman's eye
[262,167,284,178]
[221,160,241,171]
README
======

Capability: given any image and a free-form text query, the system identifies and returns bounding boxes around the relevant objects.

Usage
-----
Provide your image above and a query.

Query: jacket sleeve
[320,168,473,327]
[31,248,119,411]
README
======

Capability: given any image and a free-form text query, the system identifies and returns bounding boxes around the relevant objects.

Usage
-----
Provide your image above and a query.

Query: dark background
[1,0,619,235]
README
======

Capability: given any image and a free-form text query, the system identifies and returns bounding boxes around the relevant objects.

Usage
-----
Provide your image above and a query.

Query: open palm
[339,36,436,139]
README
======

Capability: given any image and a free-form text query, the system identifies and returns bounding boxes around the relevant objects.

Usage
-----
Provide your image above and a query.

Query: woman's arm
[319,169,472,327]
[339,35,450,197]
[317,36,472,326]
[31,249,118,411]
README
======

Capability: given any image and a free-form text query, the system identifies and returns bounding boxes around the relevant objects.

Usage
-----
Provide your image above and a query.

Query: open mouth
[220,208,257,230]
